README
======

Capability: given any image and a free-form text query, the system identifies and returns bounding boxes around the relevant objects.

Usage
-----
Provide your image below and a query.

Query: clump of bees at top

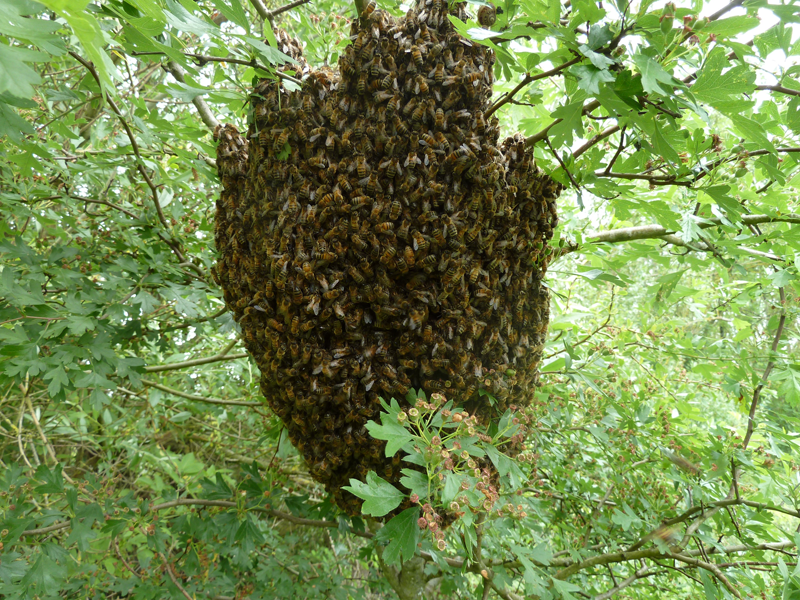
[214,0,561,514]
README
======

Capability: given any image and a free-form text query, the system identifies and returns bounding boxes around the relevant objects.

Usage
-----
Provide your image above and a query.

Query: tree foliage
[0,0,799,598]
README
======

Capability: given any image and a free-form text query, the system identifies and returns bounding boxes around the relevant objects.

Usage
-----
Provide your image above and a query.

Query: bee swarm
[214,0,561,515]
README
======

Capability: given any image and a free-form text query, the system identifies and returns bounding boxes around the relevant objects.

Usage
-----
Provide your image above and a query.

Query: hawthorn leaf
[342,472,404,517]
[376,508,420,566]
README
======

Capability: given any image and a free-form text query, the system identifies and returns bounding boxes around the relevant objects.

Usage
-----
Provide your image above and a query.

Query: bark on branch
[584,214,800,245]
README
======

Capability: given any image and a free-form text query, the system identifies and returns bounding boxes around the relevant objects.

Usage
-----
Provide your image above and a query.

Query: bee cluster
[214,0,560,514]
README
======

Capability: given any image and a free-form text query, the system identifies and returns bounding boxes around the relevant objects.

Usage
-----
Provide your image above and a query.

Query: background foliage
[0,0,799,598]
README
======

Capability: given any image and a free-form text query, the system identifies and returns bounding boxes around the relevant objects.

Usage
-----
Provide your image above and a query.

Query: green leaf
[484,446,524,488]
[376,508,420,566]
[733,115,775,152]
[692,48,755,110]
[578,44,615,70]
[548,100,585,147]
[699,569,719,599]
[587,23,614,50]
[572,65,615,95]
[399,468,429,500]
[0,46,43,100]
[342,471,405,517]
[365,413,415,457]
[244,37,298,67]
[235,514,265,554]
[633,53,677,95]
[164,0,218,35]
[704,16,760,38]
[210,0,249,31]
[649,118,681,164]
[39,0,119,92]
[34,464,65,494]
[43,367,70,396]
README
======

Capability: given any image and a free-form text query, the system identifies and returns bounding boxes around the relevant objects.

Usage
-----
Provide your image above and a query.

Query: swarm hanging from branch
[214,0,561,514]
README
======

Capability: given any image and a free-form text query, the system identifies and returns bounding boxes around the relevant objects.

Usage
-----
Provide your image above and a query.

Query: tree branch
[666,553,741,599]
[486,56,582,118]
[249,0,311,22]
[21,497,374,540]
[742,286,787,450]
[594,566,653,600]
[756,84,800,97]
[573,124,620,159]
[584,214,800,244]
[68,51,205,280]
[138,379,262,406]
[163,61,219,130]
[143,352,249,372]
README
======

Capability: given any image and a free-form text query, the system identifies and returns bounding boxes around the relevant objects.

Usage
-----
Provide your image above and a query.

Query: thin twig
[602,126,627,175]
[667,553,742,599]
[143,352,249,372]
[486,57,582,118]
[743,286,787,450]
[159,551,194,600]
[68,51,205,280]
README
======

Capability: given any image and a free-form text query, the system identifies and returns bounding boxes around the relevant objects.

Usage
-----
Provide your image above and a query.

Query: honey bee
[387,94,401,117]
[267,318,284,332]
[415,75,430,95]
[364,172,382,195]
[393,220,407,243]
[443,215,458,239]
[469,263,483,284]
[393,114,410,136]
[350,234,368,252]
[412,231,429,251]
[410,45,424,68]
[443,91,462,110]
[433,109,446,133]
[353,31,366,56]
[387,200,401,220]
[348,266,365,284]
[356,155,368,178]
[375,222,394,235]
[463,72,482,87]
[359,259,374,278]
[404,152,421,168]
[337,174,353,193]
[360,0,377,18]
[380,246,396,264]
[420,132,436,147]
[385,138,397,157]
[382,72,398,90]
[402,98,418,119]
[274,128,289,151]
[308,154,328,169]
[474,111,487,134]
